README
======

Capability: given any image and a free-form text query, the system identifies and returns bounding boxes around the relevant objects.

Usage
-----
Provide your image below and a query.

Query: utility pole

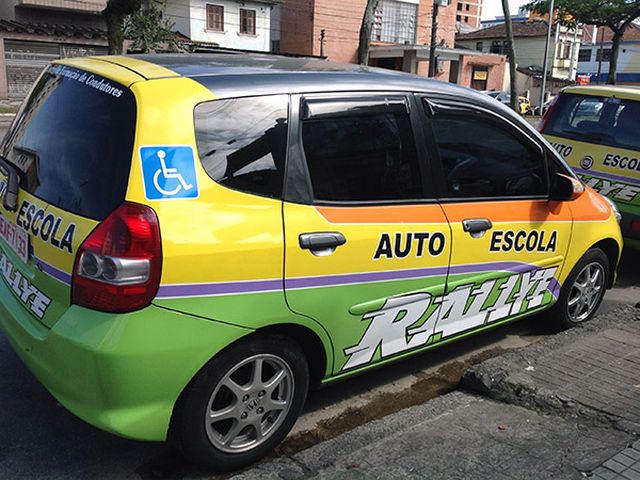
[539,0,555,110]
[428,1,439,78]
[596,26,605,84]
[320,29,326,57]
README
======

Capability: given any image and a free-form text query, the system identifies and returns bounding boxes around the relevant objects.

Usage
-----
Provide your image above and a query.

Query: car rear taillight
[631,221,640,234]
[539,95,559,133]
[72,202,162,313]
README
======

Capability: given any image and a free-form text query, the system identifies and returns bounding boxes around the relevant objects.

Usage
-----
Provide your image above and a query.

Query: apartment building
[456,0,482,32]
[278,0,505,89]
[163,0,279,52]
[578,24,640,84]
[0,0,108,100]
[457,20,582,101]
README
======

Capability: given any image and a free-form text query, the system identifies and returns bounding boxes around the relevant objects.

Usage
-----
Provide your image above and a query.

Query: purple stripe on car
[157,261,557,298]
[574,168,640,186]
[32,256,72,285]
[157,278,283,298]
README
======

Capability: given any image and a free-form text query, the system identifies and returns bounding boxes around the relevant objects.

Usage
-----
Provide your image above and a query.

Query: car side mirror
[549,173,585,202]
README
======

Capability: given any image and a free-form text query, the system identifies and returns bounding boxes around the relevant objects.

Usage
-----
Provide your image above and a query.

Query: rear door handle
[299,232,346,256]
[462,218,493,238]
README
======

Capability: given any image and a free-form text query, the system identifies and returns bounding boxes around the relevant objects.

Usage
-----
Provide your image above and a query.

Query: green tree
[525,0,640,85]
[124,5,182,53]
[103,0,142,54]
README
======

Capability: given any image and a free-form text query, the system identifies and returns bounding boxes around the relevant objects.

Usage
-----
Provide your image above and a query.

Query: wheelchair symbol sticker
[140,146,199,200]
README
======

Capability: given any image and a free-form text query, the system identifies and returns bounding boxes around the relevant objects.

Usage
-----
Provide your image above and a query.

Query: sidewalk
[233,304,640,479]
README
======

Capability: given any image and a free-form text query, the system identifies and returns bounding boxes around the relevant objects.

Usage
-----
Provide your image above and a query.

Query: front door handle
[462,218,493,238]
[299,232,346,256]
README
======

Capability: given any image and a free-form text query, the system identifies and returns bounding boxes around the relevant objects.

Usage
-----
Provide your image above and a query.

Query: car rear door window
[429,112,547,199]
[194,95,289,199]
[300,97,423,202]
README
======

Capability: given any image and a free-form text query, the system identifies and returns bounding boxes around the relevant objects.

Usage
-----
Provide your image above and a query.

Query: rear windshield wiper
[0,155,22,212]
[561,129,604,143]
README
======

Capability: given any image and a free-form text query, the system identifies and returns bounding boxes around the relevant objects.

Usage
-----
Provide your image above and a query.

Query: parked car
[0,55,623,472]
[532,97,556,116]
[483,90,531,115]
[541,85,640,248]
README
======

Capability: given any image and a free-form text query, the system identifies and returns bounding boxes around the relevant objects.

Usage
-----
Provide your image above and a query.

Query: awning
[369,44,482,62]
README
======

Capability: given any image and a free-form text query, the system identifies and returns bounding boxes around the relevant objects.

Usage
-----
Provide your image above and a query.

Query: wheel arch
[590,237,620,288]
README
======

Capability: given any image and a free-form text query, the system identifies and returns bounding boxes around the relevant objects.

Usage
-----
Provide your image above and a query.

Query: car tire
[552,248,610,329]
[171,334,309,472]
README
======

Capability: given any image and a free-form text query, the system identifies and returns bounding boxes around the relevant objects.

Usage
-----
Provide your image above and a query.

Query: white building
[164,0,278,52]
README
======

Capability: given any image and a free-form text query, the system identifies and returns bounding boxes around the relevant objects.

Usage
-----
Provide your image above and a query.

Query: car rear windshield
[0,64,136,220]
[543,92,640,151]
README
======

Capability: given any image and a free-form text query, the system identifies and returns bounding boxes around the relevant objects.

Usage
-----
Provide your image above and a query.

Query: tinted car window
[430,113,546,198]
[0,65,136,220]
[543,93,640,151]
[301,106,422,202]
[195,95,288,199]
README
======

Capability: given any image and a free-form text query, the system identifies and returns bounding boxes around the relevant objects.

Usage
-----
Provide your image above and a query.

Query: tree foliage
[124,5,183,53]
[525,0,640,84]
[103,0,142,54]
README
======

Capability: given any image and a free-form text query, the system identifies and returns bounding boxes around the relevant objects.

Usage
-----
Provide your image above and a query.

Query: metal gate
[4,40,108,99]
[4,40,59,99]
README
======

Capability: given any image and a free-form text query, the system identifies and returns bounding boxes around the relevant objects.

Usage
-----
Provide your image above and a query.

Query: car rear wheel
[553,248,610,328]
[172,334,309,471]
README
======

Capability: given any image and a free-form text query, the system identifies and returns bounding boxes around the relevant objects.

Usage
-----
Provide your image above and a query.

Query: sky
[481,0,529,20]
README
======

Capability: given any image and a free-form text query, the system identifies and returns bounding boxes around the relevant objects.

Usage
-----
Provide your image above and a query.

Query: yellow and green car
[0,55,624,471]
[542,85,640,249]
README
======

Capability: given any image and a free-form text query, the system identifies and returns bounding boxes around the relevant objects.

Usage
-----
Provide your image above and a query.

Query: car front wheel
[553,248,610,328]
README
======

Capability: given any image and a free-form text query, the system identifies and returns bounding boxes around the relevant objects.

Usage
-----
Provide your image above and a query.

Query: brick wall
[280,0,316,57]
[459,53,507,91]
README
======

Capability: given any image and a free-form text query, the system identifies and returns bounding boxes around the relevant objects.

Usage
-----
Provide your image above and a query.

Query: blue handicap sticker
[140,146,199,200]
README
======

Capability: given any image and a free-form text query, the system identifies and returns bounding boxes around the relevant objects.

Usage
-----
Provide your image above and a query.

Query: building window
[206,4,224,31]
[476,41,483,51]
[240,8,256,35]
[372,0,418,44]
[464,16,468,22]
[490,40,507,54]
[456,14,461,21]
[596,48,611,62]
[457,2,462,10]
[578,49,592,62]
[466,3,470,10]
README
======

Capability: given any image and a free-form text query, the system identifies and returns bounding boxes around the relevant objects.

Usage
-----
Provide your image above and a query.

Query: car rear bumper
[0,280,250,441]
[620,206,640,247]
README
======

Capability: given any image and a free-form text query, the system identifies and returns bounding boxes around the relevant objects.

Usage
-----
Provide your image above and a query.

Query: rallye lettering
[15,200,76,253]
[581,177,640,203]
[342,267,558,370]
[0,252,51,318]
[489,229,558,253]
[550,142,573,158]
[603,153,640,172]
[373,232,446,260]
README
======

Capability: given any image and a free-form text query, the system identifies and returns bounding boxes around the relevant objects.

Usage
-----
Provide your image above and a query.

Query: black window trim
[419,95,554,203]
[285,91,437,207]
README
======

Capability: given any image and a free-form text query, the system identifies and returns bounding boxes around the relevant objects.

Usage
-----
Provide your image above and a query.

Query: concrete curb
[460,306,640,435]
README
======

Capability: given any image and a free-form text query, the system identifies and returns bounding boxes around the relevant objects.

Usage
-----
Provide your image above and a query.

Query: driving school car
[541,85,640,249]
[0,54,623,472]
